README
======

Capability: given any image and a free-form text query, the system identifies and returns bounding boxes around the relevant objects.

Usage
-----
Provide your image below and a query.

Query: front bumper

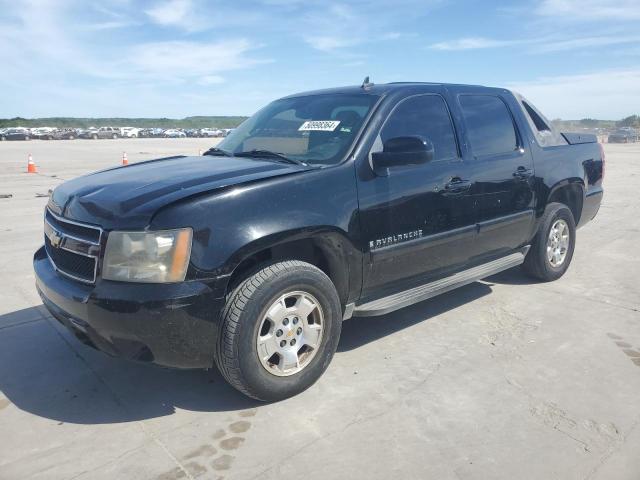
[34,246,225,369]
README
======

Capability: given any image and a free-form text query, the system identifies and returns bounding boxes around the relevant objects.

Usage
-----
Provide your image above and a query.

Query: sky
[0,0,639,120]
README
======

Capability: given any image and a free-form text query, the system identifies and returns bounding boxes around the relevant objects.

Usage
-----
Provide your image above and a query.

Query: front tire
[215,261,342,401]
[522,202,576,281]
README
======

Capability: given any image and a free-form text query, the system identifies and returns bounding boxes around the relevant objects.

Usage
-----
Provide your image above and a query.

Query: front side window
[379,94,458,162]
[217,94,379,166]
[459,95,518,157]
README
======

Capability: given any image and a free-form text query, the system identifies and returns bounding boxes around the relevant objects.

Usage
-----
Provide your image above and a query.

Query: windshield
[217,93,379,166]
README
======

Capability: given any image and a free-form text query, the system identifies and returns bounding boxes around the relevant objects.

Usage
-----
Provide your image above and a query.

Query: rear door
[357,90,476,298]
[455,91,536,259]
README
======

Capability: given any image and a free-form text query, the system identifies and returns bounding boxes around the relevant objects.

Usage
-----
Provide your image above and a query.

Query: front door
[357,92,476,299]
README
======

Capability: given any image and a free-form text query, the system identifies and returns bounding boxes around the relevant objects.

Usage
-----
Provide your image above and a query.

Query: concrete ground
[0,139,638,480]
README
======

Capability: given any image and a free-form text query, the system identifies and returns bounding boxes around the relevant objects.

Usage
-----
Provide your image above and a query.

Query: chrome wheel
[547,219,570,267]
[256,291,324,377]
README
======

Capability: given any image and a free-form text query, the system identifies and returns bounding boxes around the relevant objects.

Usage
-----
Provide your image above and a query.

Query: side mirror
[371,136,434,175]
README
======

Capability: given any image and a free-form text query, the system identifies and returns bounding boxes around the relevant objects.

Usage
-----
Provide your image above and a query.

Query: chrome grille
[44,209,103,284]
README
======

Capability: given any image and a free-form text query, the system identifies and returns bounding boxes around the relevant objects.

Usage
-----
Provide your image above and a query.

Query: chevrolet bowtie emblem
[50,230,62,248]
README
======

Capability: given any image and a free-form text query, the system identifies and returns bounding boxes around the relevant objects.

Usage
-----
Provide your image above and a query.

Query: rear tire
[522,202,576,281]
[215,261,342,401]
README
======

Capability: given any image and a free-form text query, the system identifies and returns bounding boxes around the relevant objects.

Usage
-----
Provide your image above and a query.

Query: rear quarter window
[516,95,568,147]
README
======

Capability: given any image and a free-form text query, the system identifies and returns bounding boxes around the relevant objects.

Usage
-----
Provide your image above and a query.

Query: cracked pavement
[1,140,639,479]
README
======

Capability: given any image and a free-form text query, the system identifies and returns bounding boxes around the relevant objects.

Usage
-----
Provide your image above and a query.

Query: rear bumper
[34,246,224,369]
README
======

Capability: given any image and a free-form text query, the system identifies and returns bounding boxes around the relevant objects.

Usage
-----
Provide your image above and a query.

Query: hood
[50,155,310,229]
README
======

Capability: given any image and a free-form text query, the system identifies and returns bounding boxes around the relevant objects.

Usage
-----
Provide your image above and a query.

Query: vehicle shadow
[0,307,257,425]
[339,281,492,352]
[1,281,492,425]
[484,266,540,286]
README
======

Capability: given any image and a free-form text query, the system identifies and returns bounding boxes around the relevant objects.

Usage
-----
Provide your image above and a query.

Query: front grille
[45,236,97,282]
[45,210,101,243]
[44,209,103,284]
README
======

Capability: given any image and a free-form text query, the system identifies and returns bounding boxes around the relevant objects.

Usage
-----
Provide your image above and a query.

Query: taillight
[598,142,605,182]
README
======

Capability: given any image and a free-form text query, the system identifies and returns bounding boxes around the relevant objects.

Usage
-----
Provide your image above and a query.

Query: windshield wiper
[202,147,232,157]
[235,149,308,166]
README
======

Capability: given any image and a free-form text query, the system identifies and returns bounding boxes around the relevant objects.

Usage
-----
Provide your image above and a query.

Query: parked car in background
[201,128,223,137]
[2,128,31,140]
[120,127,140,138]
[32,127,57,139]
[50,128,79,140]
[608,129,638,143]
[139,128,165,138]
[164,129,186,138]
[78,128,98,139]
[185,129,201,137]
[96,126,120,139]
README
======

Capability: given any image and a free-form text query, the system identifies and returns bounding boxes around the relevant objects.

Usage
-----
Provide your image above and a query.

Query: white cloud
[508,69,640,119]
[127,40,269,78]
[297,0,441,52]
[81,20,137,31]
[532,34,640,52]
[305,36,358,52]
[429,34,640,53]
[198,75,226,85]
[535,0,640,20]
[429,37,522,50]
[145,0,193,27]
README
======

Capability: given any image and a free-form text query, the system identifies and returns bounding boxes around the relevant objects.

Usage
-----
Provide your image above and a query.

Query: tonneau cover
[562,132,597,145]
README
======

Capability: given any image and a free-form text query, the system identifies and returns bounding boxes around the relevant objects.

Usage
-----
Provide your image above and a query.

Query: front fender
[150,163,363,302]
[224,227,360,305]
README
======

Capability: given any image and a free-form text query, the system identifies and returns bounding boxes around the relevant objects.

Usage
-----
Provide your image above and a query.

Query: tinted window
[380,95,458,162]
[459,95,517,157]
[523,101,550,132]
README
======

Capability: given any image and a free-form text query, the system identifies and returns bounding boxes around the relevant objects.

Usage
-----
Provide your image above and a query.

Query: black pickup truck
[34,81,604,401]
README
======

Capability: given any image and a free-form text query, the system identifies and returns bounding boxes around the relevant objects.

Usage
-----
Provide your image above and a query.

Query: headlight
[102,228,192,283]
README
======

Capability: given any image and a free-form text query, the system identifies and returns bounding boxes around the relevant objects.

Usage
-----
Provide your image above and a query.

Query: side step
[352,249,528,317]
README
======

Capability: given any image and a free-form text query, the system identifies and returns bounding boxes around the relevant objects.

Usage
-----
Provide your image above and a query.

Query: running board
[352,249,528,317]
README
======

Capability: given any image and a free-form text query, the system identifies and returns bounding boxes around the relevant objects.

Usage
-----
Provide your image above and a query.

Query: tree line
[0,116,248,129]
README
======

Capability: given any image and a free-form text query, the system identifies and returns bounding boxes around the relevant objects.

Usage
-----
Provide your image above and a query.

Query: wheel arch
[224,228,357,309]
[546,179,585,225]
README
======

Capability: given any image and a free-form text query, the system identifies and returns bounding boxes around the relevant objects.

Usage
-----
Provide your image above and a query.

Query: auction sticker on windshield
[299,120,340,131]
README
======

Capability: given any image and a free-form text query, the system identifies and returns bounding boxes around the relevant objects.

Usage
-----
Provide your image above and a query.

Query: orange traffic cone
[121,152,128,166]
[27,153,37,173]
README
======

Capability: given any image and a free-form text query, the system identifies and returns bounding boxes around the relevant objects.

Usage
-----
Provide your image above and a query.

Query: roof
[281,81,492,99]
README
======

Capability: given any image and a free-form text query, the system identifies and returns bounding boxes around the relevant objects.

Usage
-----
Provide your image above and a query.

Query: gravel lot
[0,139,639,480]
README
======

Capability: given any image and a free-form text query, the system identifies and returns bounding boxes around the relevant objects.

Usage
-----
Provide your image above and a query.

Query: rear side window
[522,101,550,132]
[459,95,518,157]
[380,94,458,162]
[517,95,568,147]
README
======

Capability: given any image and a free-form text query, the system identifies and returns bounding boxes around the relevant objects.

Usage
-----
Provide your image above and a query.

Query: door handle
[513,166,533,178]
[443,177,472,194]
